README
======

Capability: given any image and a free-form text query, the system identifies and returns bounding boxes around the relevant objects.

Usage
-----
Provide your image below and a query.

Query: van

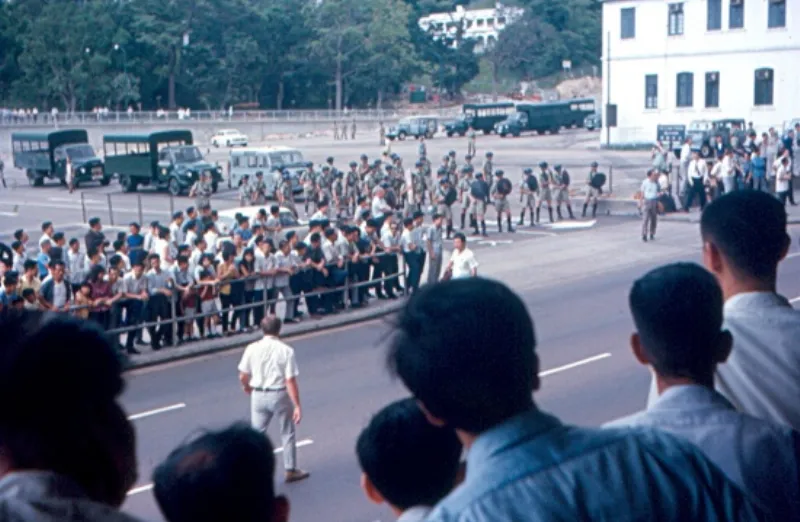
[228,147,305,196]
[11,130,108,187]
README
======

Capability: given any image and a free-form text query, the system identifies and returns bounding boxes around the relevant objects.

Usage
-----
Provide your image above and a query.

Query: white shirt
[38,234,53,251]
[721,156,734,178]
[115,251,131,272]
[371,196,388,219]
[680,144,692,163]
[51,280,68,309]
[640,179,659,200]
[397,506,433,522]
[688,159,708,181]
[204,231,220,256]
[449,248,478,279]
[776,164,791,192]
[238,335,299,389]
[185,230,198,249]
[169,222,184,247]
[65,249,85,285]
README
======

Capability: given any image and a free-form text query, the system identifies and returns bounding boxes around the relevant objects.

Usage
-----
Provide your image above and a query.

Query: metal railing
[59,254,407,351]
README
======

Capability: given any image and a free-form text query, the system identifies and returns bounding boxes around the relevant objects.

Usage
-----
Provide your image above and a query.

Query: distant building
[418,3,524,54]
[601,0,798,146]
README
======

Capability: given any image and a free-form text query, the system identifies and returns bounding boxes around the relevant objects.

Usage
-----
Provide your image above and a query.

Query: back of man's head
[387,278,538,433]
[629,263,726,380]
[357,398,461,512]
[700,191,788,281]
[153,423,287,522]
[0,311,135,507]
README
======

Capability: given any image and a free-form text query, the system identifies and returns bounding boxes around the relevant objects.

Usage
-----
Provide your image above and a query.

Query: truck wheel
[168,177,182,196]
[536,130,545,135]
[120,175,137,193]
[100,176,111,186]
[398,131,407,140]
[27,170,42,187]
[551,127,560,134]
[482,129,491,135]
[211,181,218,193]
[513,131,521,138]
[500,132,507,138]
[459,131,466,137]
[700,144,711,158]
[447,131,453,138]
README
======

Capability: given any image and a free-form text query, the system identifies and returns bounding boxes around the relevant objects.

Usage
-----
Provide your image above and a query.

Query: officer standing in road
[379,122,386,147]
[277,170,298,219]
[583,161,602,218]
[467,128,477,157]
[447,150,458,183]
[189,171,214,212]
[301,162,317,216]
[492,170,514,233]
[518,168,538,227]
[238,316,310,484]
[418,136,427,158]
[470,172,490,237]
[434,178,456,239]
[317,166,334,209]
[345,161,359,216]
[0,154,6,188]
[482,151,494,185]
[251,171,268,205]
[553,165,575,220]
[426,213,445,284]
[537,162,555,224]
[458,165,473,231]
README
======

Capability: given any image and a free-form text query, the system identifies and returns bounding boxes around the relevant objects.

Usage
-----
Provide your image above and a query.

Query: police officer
[482,151,494,184]
[434,178,456,239]
[583,161,602,218]
[408,162,426,215]
[447,150,458,182]
[537,161,554,224]
[189,171,214,212]
[317,166,334,209]
[277,169,298,219]
[301,161,317,215]
[345,161,359,215]
[518,168,538,226]
[552,165,575,220]
[418,136,427,158]
[426,213,445,284]
[467,128,477,157]
[332,171,346,219]
[251,171,268,205]
[470,172,490,237]
[458,165,474,231]
[492,170,514,233]
[439,154,450,179]
[236,174,251,206]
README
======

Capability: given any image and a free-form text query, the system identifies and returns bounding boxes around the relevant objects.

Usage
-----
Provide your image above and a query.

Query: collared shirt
[371,196,388,219]
[65,249,85,285]
[400,228,417,253]
[397,506,431,522]
[145,268,172,295]
[0,471,144,522]
[169,222,184,247]
[448,248,478,279]
[12,252,25,275]
[273,251,292,288]
[425,409,765,522]
[610,384,800,519]
[776,164,791,192]
[123,272,148,296]
[36,252,50,279]
[238,335,299,389]
[381,227,399,249]
[640,178,659,200]
[427,225,444,256]
[680,143,692,163]
[688,159,708,180]
[38,233,54,251]
[321,239,340,264]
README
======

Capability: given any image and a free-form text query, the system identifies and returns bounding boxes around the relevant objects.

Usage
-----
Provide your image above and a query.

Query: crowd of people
[0,189,796,522]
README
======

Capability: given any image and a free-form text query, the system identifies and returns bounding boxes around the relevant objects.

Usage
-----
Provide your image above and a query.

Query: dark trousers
[789,177,796,204]
[123,300,146,349]
[148,294,173,347]
[403,252,423,293]
[90,310,111,330]
[778,191,791,206]
[685,178,707,210]
[325,265,348,309]
[289,273,305,316]
[383,254,400,294]
[252,288,267,327]
[243,290,258,328]
[219,292,243,332]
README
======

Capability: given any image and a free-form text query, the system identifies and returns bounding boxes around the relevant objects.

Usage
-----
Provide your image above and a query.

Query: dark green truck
[444,102,516,137]
[494,98,597,137]
[11,130,108,187]
[103,130,223,195]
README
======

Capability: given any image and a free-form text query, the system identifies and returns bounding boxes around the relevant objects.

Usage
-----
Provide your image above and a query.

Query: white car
[210,129,248,148]
[215,206,307,238]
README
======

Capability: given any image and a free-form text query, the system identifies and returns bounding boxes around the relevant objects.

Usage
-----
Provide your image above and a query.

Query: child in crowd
[356,398,462,522]
[74,282,92,320]
[198,269,220,339]
[21,288,38,311]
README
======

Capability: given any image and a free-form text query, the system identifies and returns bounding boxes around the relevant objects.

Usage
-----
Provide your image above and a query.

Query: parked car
[11,130,109,187]
[386,116,438,141]
[584,113,602,131]
[444,103,516,137]
[215,206,307,238]
[210,129,248,148]
[682,118,746,158]
[227,147,304,196]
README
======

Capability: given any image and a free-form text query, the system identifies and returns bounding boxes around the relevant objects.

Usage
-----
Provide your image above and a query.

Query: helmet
[349,161,357,168]
[448,150,456,156]
[538,161,548,168]
[305,161,314,168]
[415,161,424,168]
[326,156,334,163]
[590,161,599,168]
[495,169,504,176]
[386,164,394,170]
[554,164,562,171]
[486,151,493,157]
[440,178,449,185]
[282,171,291,180]
[461,165,471,173]
[523,168,533,174]
[255,171,264,177]
[322,165,330,171]
[437,167,447,176]
[476,172,484,178]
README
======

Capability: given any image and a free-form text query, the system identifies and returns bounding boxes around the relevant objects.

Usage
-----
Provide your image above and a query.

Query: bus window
[258,155,269,168]
[232,156,241,168]
[247,155,258,168]
[12,141,21,152]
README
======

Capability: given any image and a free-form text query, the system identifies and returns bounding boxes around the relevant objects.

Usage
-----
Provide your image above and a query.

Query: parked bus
[444,102,516,137]
[11,130,108,187]
[494,98,597,137]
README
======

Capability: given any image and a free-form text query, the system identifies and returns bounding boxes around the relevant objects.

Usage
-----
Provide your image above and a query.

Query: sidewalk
[125,297,405,370]
[660,200,800,224]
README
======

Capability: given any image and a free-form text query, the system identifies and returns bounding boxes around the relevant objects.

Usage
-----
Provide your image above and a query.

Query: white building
[418,3,524,54]
[601,0,797,146]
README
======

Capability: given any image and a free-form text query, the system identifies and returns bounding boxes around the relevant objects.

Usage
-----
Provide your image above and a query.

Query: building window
[497,16,506,25]
[476,19,484,27]
[754,68,774,106]
[705,72,720,108]
[621,7,636,39]
[645,75,658,109]
[466,19,473,29]
[668,3,685,36]
[487,18,495,26]
[676,72,693,107]
[768,0,786,28]
[707,0,721,30]
[729,0,744,28]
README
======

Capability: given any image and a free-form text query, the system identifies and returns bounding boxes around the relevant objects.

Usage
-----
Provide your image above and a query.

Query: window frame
[620,7,636,39]
[705,72,720,108]
[768,0,786,29]
[754,68,774,106]
[729,0,745,29]
[668,3,685,36]
[707,0,722,31]
[645,74,658,109]
[676,72,694,108]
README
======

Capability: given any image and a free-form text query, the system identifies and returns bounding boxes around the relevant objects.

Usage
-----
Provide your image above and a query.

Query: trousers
[251,390,296,471]
[642,199,658,237]
[427,253,443,284]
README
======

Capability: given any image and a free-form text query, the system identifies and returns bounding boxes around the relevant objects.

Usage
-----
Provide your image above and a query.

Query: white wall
[602,0,799,145]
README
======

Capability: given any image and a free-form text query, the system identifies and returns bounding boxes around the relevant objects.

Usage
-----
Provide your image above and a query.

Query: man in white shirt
[610,263,800,520]
[720,148,736,194]
[371,187,391,227]
[685,151,708,211]
[640,170,660,242]
[678,137,692,203]
[38,221,55,251]
[647,190,800,432]
[169,212,185,251]
[238,316,309,483]
[446,233,478,279]
[775,156,792,205]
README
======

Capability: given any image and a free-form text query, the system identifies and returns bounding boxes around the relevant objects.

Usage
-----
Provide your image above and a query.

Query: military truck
[444,102,516,137]
[11,130,108,187]
[386,116,438,141]
[103,130,223,195]
[494,98,596,137]
[679,118,747,158]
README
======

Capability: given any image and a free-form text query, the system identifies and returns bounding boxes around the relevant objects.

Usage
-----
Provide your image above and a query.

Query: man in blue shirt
[36,240,52,279]
[608,262,800,520]
[0,271,19,309]
[386,278,766,522]
[749,148,768,192]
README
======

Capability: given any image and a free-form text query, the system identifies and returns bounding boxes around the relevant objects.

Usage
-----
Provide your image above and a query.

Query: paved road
[120,220,800,522]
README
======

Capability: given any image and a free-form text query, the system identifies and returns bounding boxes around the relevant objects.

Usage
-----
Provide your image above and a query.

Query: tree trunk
[335,57,343,112]
[277,78,285,110]
[491,60,498,102]
[376,88,383,110]
[168,72,176,109]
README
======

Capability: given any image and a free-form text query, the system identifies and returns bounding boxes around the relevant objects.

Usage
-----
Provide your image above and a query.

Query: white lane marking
[539,353,612,377]
[790,296,800,304]
[787,252,800,259]
[514,229,559,237]
[539,220,597,230]
[125,439,315,496]
[0,211,17,217]
[128,403,187,421]
[48,197,104,204]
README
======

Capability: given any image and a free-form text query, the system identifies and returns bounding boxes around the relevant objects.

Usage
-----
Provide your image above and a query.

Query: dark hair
[49,259,65,270]
[13,229,24,241]
[88,217,101,227]
[270,205,279,214]
[629,263,723,380]
[11,241,22,251]
[21,288,35,299]
[69,238,79,247]
[324,227,336,239]
[261,316,282,336]
[88,264,106,282]
[453,232,466,243]
[153,423,277,522]
[23,260,37,272]
[0,312,134,506]
[113,240,124,251]
[52,232,64,242]
[356,398,461,510]
[108,254,122,269]
[700,191,787,279]
[176,255,189,265]
[309,232,321,244]
[387,278,537,432]
[41,221,52,231]
[186,206,195,215]
[403,217,414,227]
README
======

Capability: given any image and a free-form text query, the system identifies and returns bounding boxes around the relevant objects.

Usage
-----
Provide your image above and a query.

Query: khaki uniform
[539,171,553,202]
[553,171,570,204]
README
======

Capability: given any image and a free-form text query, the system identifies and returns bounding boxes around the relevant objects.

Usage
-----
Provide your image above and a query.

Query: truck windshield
[174,146,203,163]
[688,121,711,131]
[269,151,304,165]
[65,144,96,160]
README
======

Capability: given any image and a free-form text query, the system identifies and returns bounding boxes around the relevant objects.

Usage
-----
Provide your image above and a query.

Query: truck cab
[11,130,108,187]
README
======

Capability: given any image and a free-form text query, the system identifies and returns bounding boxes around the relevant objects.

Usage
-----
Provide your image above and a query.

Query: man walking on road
[238,316,310,483]
[641,170,661,242]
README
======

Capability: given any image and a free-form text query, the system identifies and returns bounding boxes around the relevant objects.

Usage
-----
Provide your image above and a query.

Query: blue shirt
[608,384,800,520]
[0,288,18,307]
[641,178,660,200]
[425,409,766,522]
[234,226,253,242]
[751,156,767,178]
[36,252,50,279]
[127,233,146,266]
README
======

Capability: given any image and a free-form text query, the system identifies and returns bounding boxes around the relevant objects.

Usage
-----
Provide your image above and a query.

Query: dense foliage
[0,0,600,111]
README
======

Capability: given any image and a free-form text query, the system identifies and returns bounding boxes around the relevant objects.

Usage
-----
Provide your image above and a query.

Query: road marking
[476,239,514,247]
[125,439,315,496]
[790,296,800,304]
[540,220,597,230]
[539,353,612,377]
[0,211,17,217]
[787,252,800,259]
[514,229,559,237]
[128,403,187,421]
[48,196,103,204]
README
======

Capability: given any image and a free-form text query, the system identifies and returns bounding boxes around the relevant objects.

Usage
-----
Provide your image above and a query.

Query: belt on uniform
[252,386,286,392]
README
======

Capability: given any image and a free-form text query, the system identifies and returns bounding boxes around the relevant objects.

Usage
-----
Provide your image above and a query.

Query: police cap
[475,172,484,178]
[415,161,424,167]
[322,165,330,171]
[554,164,562,171]
[538,161,548,168]
[326,156,334,163]
[448,150,456,156]
[437,167,447,175]
[591,161,599,168]
[495,169,504,176]
[461,165,471,173]
[440,178,449,185]
[386,164,394,170]
[523,168,533,174]
[349,161,358,168]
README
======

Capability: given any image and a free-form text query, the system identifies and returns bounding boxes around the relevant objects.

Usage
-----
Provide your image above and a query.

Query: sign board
[656,124,686,145]
[562,60,572,70]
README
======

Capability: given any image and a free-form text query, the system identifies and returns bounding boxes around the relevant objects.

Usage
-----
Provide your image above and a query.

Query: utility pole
[605,31,611,148]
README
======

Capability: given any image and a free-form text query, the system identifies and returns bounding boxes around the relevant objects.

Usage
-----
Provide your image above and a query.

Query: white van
[227,147,305,196]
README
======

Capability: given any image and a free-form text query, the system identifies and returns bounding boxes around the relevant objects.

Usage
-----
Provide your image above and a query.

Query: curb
[123,299,406,371]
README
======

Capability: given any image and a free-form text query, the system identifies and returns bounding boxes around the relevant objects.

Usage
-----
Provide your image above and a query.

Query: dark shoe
[386,293,398,299]
[508,227,515,233]
[285,469,310,483]
[284,318,298,324]
[126,347,141,355]
[642,236,648,242]
[151,342,162,351]
[649,234,655,241]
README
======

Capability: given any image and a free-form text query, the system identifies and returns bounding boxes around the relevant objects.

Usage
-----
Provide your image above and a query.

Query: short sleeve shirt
[238,336,299,389]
